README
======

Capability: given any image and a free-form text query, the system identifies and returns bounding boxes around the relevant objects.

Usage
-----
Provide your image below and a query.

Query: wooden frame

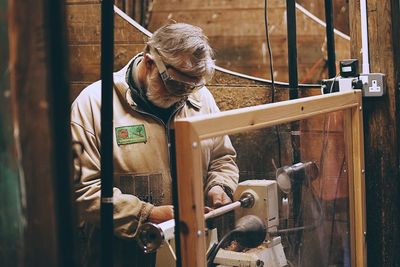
[174,90,366,266]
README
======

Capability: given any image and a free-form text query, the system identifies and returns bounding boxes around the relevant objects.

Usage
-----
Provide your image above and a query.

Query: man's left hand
[207,185,232,208]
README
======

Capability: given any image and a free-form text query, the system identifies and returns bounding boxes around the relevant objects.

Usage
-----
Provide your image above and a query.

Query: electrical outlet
[359,73,386,97]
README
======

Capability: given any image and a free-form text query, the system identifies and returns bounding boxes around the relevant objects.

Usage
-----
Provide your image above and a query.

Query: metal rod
[46,0,76,266]
[286,0,303,261]
[204,201,241,221]
[360,0,370,74]
[170,130,182,267]
[286,0,299,97]
[325,0,337,78]
[137,199,245,253]
[140,0,146,26]
[100,1,114,267]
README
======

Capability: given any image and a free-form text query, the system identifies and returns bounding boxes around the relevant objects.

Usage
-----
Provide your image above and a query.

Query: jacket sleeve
[71,94,154,239]
[201,89,239,198]
[204,135,239,199]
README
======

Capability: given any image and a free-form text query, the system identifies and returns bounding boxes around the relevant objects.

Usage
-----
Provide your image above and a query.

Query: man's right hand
[148,205,174,224]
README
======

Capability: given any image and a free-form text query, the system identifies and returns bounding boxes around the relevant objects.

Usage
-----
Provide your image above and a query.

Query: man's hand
[148,205,174,224]
[207,185,232,208]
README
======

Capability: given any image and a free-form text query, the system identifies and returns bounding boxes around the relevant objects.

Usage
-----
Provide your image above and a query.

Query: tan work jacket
[71,59,239,241]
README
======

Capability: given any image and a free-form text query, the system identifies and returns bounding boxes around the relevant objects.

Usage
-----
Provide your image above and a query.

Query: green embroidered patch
[115,124,147,145]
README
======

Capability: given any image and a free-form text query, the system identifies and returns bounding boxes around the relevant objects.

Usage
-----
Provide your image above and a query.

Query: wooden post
[349,0,400,266]
[9,0,75,266]
[174,122,207,267]
[0,0,25,265]
[343,97,366,267]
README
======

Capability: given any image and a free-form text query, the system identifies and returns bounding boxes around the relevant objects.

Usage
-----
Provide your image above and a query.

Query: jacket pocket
[116,172,165,205]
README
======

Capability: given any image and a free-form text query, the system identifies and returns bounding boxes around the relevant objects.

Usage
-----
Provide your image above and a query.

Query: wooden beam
[9,0,75,266]
[344,101,367,267]
[349,0,400,266]
[174,122,206,267]
[180,91,360,139]
[0,0,25,265]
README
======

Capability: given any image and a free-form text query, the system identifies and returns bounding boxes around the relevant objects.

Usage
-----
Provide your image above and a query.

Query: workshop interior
[1,0,399,267]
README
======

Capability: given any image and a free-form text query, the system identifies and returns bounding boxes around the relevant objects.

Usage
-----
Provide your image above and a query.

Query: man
[71,23,239,266]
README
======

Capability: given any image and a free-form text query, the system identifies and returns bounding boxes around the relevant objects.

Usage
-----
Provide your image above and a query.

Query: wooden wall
[297,0,349,34]
[350,0,400,266]
[67,0,146,101]
[147,0,350,83]
[67,0,350,97]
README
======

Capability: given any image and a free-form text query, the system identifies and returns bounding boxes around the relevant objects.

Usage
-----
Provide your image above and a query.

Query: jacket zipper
[130,101,186,168]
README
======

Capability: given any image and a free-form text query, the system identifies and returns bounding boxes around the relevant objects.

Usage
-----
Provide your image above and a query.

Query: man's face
[145,55,203,109]
[145,67,183,108]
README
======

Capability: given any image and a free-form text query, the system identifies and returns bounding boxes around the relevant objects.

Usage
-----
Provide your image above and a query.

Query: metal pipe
[137,194,254,253]
[286,0,299,98]
[170,130,182,266]
[46,0,76,265]
[324,0,337,78]
[360,0,370,74]
[100,1,114,266]
[204,201,241,221]
[286,1,303,261]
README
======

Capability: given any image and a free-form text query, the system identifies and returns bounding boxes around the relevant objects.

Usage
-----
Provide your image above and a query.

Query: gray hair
[145,23,215,82]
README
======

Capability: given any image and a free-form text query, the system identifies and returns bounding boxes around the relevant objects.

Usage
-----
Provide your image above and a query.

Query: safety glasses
[149,47,205,96]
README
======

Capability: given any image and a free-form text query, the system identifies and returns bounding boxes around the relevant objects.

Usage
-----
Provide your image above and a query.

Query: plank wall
[67,0,350,99]
[67,0,146,100]
[148,0,350,82]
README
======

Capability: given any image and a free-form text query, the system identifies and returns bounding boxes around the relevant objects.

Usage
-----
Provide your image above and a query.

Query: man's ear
[143,53,154,70]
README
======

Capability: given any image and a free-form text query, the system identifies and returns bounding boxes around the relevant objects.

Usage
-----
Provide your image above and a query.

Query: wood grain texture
[182,91,360,139]
[174,122,206,267]
[66,3,146,44]
[297,0,349,34]
[9,0,59,265]
[349,0,400,266]
[0,0,25,265]
[66,1,350,90]
[148,1,350,82]
[148,8,332,37]
[68,43,145,82]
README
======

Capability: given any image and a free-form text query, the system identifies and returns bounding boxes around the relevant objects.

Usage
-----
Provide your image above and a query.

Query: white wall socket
[359,73,386,97]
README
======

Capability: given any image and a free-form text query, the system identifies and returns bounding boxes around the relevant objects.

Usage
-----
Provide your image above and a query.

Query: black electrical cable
[169,131,182,267]
[206,230,236,267]
[207,215,266,266]
[264,0,276,100]
[264,0,282,167]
